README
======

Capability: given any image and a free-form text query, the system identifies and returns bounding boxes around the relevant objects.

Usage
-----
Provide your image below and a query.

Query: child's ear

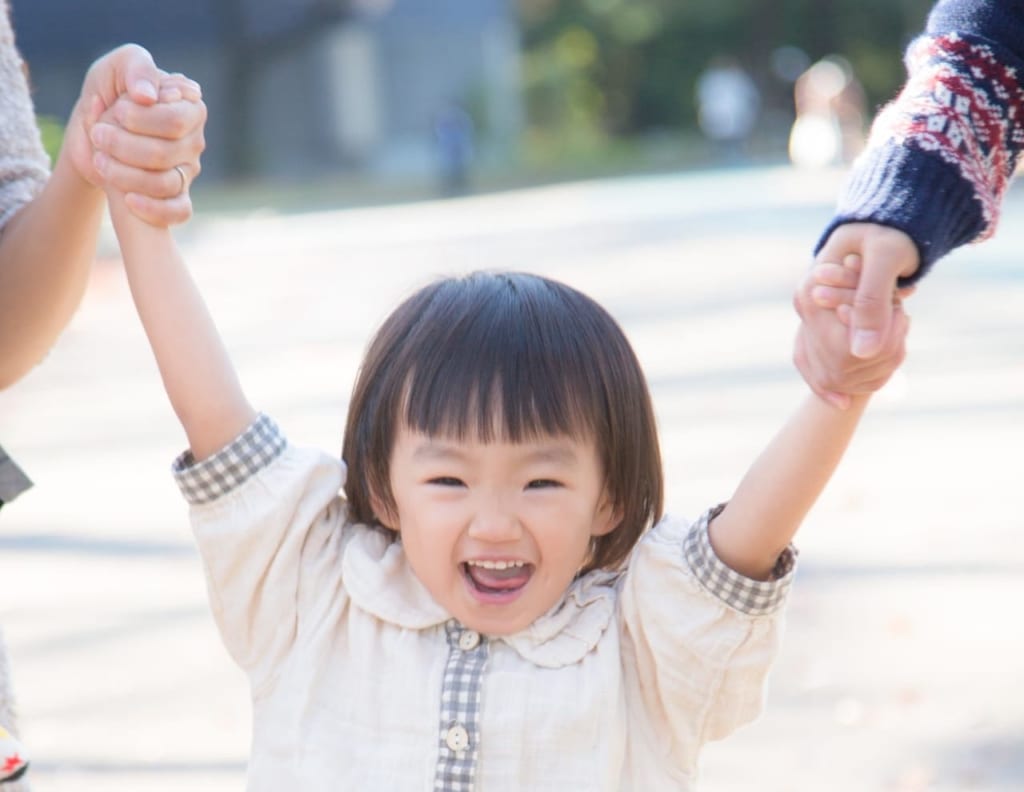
[590,496,621,537]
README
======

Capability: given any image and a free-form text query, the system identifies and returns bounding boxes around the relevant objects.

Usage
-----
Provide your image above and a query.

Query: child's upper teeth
[469,560,524,570]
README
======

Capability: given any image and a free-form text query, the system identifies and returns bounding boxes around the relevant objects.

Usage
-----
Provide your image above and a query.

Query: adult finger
[849,309,910,391]
[90,118,205,172]
[117,45,164,105]
[92,152,190,200]
[850,226,918,358]
[107,96,207,142]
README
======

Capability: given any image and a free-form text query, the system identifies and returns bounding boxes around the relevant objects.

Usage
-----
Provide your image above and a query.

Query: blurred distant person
[695,56,760,162]
[0,3,206,785]
[788,56,866,169]
[433,101,475,196]
[794,0,1023,407]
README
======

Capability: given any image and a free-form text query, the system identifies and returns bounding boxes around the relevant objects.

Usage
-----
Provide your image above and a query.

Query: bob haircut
[342,271,664,573]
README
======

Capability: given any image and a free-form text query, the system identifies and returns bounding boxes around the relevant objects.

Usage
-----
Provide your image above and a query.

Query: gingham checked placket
[434,620,489,792]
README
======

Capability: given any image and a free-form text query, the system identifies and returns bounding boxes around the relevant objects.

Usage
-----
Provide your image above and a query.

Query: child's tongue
[466,563,532,591]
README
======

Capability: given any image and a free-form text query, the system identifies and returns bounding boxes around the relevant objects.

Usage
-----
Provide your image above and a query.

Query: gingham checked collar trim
[683,503,797,616]
[172,414,286,504]
[0,444,32,507]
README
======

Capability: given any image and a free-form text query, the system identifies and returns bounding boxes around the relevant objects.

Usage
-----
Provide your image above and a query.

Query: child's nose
[467,502,522,542]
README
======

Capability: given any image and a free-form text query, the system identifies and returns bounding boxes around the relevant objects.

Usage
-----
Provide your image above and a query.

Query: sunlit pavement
[1,164,1022,791]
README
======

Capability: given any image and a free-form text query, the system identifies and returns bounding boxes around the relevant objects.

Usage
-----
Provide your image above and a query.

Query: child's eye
[526,479,562,490]
[428,476,465,487]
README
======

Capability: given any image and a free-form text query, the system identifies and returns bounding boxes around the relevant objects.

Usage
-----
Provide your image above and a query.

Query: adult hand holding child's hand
[794,222,917,408]
[64,44,206,226]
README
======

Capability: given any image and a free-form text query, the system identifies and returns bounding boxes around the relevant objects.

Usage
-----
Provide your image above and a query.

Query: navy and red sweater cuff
[815,143,986,286]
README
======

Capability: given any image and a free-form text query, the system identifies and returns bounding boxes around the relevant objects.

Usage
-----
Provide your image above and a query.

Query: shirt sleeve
[0,3,50,232]
[172,414,352,692]
[817,0,1024,283]
[618,506,797,769]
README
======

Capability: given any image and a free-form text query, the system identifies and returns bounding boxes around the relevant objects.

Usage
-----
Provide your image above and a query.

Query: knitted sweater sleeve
[817,0,1024,283]
[0,0,50,232]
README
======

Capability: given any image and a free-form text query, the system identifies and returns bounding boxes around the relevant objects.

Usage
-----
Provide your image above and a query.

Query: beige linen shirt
[175,416,796,791]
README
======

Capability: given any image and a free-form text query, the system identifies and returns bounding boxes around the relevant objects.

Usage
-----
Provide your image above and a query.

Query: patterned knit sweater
[0,0,50,233]
[818,0,1024,283]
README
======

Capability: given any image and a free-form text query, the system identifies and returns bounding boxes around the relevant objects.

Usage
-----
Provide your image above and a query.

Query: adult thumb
[118,44,161,104]
[850,257,899,358]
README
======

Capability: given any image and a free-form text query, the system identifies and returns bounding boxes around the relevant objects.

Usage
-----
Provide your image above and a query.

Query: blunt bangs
[402,273,605,443]
[343,271,664,572]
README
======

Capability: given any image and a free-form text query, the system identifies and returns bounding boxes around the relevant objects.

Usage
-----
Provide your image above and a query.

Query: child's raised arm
[105,97,255,459]
[708,267,909,580]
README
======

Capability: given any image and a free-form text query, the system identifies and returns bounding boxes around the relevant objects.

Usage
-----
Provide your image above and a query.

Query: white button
[445,724,470,752]
[458,630,481,651]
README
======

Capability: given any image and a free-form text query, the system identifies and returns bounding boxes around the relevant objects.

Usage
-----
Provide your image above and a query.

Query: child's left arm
[102,88,256,460]
[708,266,909,580]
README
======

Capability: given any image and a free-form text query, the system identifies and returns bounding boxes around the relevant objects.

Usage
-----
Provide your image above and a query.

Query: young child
[105,172,908,788]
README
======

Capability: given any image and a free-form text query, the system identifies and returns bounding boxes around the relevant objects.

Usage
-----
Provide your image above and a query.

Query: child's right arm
[107,184,256,461]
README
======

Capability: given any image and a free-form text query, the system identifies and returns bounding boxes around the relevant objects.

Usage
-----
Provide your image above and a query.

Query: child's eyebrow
[521,446,579,465]
[411,441,580,465]
[411,442,467,462]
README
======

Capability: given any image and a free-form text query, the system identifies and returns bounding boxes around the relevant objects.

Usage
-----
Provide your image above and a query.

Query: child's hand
[794,253,911,409]
[81,65,205,228]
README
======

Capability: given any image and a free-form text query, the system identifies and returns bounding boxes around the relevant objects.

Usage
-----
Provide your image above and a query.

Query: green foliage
[36,115,65,166]
[520,0,934,157]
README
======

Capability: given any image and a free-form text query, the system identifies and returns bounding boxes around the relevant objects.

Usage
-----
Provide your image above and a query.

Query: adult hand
[793,251,912,409]
[63,44,206,225]
[815,223,919,357]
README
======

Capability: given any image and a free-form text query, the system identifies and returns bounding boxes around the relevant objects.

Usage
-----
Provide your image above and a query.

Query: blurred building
[11,0,523,181]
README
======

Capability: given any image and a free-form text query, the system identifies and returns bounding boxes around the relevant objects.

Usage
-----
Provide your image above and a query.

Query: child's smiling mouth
[461,559,534,603]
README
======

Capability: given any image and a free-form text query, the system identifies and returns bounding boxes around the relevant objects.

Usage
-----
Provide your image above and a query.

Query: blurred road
[1,165,1022,791]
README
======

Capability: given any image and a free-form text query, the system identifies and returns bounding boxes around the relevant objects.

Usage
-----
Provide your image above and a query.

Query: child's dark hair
[342,271,664,573]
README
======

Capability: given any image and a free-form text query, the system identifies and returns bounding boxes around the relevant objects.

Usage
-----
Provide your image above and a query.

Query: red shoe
[0,725,28,784]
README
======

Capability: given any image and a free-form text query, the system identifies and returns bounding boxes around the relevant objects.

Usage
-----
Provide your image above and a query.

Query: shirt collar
[342,523,620,667]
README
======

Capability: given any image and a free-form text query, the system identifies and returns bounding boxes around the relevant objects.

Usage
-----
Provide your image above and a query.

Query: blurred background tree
[520,0,933,168]
[15,0,938,198]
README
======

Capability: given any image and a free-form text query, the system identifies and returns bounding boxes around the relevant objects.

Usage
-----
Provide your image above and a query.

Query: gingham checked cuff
[172,414,286,505]
[0,444,33,509]
[683,503,797,616]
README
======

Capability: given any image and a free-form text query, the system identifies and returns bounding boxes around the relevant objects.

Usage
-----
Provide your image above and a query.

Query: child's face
[380,425,618,636]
